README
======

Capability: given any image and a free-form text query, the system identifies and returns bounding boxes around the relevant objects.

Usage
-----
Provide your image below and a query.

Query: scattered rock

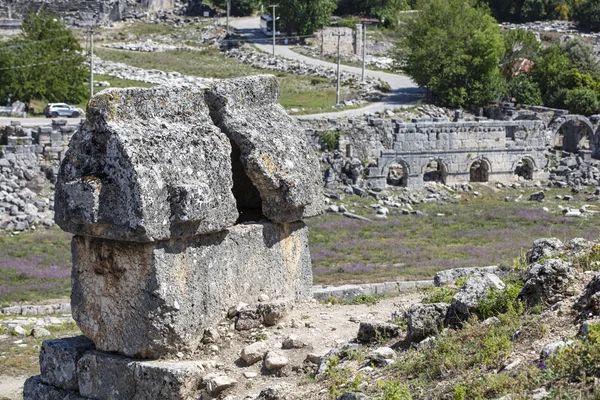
[264,351,289,371]
[203,373,237,396]
[241,341,269,366]
[405,302,449,342]
[357,321,401,343]
[518,258,576,307]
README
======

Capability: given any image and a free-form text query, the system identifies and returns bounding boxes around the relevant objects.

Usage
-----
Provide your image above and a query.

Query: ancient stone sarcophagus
[24,75,323,399]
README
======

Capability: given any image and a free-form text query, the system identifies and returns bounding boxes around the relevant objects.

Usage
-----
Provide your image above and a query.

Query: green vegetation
[0,10,87,107]
[0,321,81,376]
[308,185,600,285]
[0,227,72,306]
[335,0,410,29]
[324,294,384,305]
[318,130,341,151]
[396,0,505,108]
[95,47,353,113]
[278,0,337,35]
[577,0,600,32]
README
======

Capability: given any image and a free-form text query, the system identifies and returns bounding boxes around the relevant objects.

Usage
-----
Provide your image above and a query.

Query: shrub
[476,282,524,320]
[377,380,412,400]
[506,74,543,106]
[422,286,457,304]
[577,0,600,32]
[564,86,599,115]
[319,130,341,151]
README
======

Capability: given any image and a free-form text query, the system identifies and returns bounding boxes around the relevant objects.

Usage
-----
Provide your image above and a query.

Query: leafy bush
[319,130,341,151]
[564,86,599,115]
[422,286,457,304]
[377,380,412,400]
[476,282,524,320]
[506,74,543,106]
[577,0,600,32]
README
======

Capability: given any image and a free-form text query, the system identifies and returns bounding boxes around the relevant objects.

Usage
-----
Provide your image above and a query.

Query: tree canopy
[278,0,336,35]
[395,0,505,108]
[0,10,87,106]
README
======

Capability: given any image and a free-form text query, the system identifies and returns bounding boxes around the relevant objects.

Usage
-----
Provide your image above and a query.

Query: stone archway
[514,157,534,180]
[386,161,409,187]
[469,159,490,182]
[423,159,448,184]
[552,115,595,154]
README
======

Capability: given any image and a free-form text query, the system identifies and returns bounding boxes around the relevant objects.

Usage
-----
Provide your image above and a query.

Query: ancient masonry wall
[23,75,324,399]
[304,112,600,189]
[318,25,363,56]
[0,120,75,231]
[0,0,174,24]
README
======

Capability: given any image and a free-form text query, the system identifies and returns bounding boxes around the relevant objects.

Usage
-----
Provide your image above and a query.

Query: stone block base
[72,221,312,358]
[25,339,208,400]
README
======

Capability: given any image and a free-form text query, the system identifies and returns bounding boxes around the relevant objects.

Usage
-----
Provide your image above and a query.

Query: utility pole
[361,23,366,82]
[89,28,95,99]
[269,4,278,57]
[332,31,345,106]
[226,0,230,35]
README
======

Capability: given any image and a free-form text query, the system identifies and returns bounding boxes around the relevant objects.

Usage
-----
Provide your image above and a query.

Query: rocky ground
[4,234,600,399]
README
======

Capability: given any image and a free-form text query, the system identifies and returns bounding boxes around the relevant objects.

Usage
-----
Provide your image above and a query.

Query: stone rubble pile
[293,45,395,70]
[103,39,201,52]
[223,45,384,103]
[547,151,600,188]
[92,55,214,86]
[23,74,323,399]
[0,120,77,231]
[500,20,579,34]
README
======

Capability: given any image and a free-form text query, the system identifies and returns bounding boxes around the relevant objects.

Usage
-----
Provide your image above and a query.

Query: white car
[43,103,84,118]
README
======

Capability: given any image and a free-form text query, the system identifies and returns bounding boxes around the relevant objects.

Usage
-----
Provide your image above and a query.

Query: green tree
[577,0,600,32]
[560,37,600,78]
[500,29,540,79]
[506,74,543,105]
[565,86,599,115]
[0,10,87,106]
[530,45,570,106]
[396,0,505,108]
[279,0,336,35]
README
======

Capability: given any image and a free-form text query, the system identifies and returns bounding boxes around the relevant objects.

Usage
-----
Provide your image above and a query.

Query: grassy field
[0,228,71,307]
[0,321,81,377]
[1,185,599,304]
[94,47,354,113]
[308,184,600,285]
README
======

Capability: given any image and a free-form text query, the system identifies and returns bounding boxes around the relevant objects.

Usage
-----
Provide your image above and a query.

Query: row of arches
[385,157,535,187]
[513,113,599,157]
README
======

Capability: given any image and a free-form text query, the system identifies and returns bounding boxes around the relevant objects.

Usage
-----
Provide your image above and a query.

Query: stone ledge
[312,280,434,301]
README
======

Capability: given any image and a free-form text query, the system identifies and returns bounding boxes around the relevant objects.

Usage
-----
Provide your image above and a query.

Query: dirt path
[0,376,26,400]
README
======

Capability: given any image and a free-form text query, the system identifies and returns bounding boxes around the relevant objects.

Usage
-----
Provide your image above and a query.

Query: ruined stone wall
[303,114,600,189]
[319,26,356,56]
[375,119,549,188]
[0,0,174,24]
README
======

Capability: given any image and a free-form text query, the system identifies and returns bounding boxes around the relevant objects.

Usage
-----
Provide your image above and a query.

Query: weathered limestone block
[40,336,95,390]
[55,85,238,242]
[72,221,312,358]
[23,375,88,400]
[205,75,324,223]
[78,351,203,400]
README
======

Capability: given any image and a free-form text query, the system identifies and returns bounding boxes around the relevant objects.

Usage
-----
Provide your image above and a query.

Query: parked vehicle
[260,14,280,36]
[43,103,84,118]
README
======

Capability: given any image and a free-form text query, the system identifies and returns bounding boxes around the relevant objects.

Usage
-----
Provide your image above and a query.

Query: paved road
[0,117,82,127]
[229,17,424,118]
